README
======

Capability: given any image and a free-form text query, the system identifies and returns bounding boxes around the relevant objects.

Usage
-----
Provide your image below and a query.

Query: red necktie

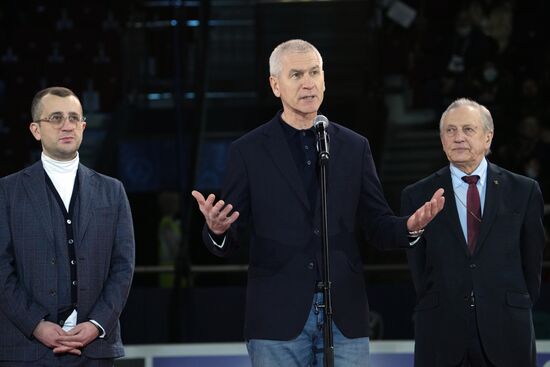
[461,175,481,254]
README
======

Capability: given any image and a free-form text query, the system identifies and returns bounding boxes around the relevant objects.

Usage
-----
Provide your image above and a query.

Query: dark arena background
[1,1,550,366]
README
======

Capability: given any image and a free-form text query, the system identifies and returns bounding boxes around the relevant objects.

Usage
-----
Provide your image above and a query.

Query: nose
[302,74,314,89]
[60,118,76,130]
[453,130,466,141]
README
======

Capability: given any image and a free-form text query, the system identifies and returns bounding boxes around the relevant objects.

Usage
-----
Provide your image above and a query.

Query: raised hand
[191,190,240,235]
[407,188,445,232]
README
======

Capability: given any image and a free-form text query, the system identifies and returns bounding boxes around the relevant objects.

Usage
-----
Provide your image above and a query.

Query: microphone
[314,114,330,162]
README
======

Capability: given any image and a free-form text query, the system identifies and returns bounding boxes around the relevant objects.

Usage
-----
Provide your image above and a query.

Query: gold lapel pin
[493,179,499,185]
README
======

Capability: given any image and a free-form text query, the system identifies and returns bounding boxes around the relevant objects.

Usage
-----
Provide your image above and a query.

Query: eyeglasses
[34,112,86,127]
[442,125,478,137]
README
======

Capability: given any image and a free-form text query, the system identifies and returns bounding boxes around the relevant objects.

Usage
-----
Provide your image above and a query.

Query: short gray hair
[439,98,494,134]
[269,39,323,76]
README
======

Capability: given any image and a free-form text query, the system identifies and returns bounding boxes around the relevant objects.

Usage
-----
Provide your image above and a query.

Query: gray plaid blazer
[0,161,135,362]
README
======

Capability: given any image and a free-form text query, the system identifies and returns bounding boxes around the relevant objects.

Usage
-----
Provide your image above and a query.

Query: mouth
[299,95,316,101]
[59,136,75,143]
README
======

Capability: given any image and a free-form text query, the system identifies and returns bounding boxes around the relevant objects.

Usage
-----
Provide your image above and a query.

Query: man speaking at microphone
[191,39,444,366]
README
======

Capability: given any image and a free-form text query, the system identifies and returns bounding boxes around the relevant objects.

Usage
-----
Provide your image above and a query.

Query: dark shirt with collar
[278,114,318,209]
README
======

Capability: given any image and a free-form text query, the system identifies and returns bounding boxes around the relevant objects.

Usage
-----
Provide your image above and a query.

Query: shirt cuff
[89,319,106,338]
[408,236,422,246]
[208,232,226,248]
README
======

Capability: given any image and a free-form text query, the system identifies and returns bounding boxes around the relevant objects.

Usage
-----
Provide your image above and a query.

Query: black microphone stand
[316,129,334,367]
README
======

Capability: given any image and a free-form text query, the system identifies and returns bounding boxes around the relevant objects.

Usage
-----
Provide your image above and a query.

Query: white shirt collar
[449,158,488,189]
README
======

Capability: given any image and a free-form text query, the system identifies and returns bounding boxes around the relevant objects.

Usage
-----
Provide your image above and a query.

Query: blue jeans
[246,292,370,367]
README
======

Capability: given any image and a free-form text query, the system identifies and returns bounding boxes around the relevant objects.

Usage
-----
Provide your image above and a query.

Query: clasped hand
[33,320,100,355]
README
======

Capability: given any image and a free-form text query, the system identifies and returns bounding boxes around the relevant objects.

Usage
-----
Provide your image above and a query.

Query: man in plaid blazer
[0,86,135,366]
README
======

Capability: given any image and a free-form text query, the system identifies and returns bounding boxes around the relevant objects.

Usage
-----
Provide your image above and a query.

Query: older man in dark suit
[192,39,445,367]
[0,86,135,366]
[401,98,545,367]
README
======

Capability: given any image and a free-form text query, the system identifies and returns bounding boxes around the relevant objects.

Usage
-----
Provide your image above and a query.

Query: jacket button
[308,262,315,270]
[49,289,56,296]
[469,263,477,269]
[313,229,320,236]
[50,258,55,264]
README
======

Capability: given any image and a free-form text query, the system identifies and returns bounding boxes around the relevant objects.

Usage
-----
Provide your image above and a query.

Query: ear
[269,75,280,98]
[29,122,41,141]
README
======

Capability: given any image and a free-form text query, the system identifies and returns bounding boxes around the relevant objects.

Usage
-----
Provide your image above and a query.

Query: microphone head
[313,115,329,130]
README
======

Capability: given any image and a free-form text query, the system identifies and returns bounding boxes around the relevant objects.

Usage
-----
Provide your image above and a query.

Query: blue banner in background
[119,344,550,367]
[118,139,183,192]
[151,353,550,367]
[155,355,250,367]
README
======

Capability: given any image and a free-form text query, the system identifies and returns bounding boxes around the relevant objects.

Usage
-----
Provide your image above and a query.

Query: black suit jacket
[401,163,545,367]
[202,112,411,340]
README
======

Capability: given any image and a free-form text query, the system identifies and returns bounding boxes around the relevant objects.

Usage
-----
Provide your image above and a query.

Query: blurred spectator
[47,41,65,63]
[82,78,101,113]
[93,42,111,65]
[466,60,515,136]
[468,61,501,105]
[504,2,545,76]
[421,9,498,112]
[55,8,74,31]
[157,191,191,288]
[0,79,5,111]
[102,10,119,32]
[468,0,514,54]
[496,115,550,197]
[0,118,7,135]
[1,47,19,63]
[444,10,497,76]
[517,77,546,120]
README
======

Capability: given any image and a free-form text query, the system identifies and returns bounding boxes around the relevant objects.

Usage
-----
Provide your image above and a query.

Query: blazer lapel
[436,166,468,248]
[264,117,311,211]
[22,162,54,243]
[475,162,501,253]
[77,164,96,243]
